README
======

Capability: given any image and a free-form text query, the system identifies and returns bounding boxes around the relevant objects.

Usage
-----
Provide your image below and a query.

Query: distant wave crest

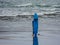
[0,1,52,8]
[52,5,60,8]
[14,3,52,8]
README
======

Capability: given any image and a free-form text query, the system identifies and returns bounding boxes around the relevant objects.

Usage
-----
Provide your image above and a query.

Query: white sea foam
[52,5,60,8]
[41,8,56,11]
[14,3,32,7]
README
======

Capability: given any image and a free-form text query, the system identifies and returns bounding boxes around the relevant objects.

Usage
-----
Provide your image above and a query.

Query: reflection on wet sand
[33,36,38,45]
[0,36,17,40]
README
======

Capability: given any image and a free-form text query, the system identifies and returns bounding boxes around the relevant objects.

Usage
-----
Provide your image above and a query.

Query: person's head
[33,13,38,20]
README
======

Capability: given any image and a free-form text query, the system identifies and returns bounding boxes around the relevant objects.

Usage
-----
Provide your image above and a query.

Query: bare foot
[32,34,35,37]
[38,34,40,35]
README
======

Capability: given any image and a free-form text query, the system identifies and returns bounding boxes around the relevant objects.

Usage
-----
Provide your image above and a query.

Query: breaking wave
[0,1,52,8]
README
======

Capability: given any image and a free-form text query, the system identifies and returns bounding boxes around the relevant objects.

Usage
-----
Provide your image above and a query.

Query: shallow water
[0,16,60,45]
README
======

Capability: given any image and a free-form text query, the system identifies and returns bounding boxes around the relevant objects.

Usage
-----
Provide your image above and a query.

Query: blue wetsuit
[32,13,38,36]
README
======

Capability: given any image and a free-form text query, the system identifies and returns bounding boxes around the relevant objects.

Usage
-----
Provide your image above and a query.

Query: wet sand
[0,17,60,45]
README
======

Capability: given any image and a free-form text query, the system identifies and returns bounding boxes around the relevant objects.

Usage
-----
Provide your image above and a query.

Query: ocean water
[0,0,60,45]
[0,0,60,16]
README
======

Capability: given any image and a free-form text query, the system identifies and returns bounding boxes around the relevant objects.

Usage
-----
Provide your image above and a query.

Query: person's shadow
[33,36,38,45]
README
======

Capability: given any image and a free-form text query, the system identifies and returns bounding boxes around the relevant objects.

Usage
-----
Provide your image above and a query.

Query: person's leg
[32,31,35,37]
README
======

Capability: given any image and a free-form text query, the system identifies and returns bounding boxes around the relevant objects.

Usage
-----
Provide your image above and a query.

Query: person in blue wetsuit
[32,13,38,36]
